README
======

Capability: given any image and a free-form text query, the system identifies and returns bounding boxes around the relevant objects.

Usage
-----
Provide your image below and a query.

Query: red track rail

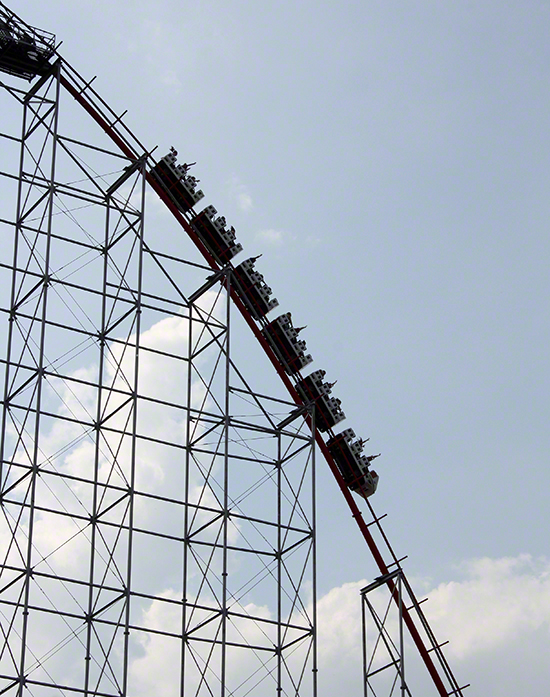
[52,54,464,697]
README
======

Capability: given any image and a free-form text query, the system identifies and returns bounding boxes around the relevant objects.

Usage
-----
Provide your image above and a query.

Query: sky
[2,1,550,694]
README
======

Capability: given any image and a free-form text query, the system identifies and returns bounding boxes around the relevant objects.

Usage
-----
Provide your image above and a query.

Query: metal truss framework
[0,5,474,697]
[361,570,468,697]
[0,65,317,697]
[362,570,411,697]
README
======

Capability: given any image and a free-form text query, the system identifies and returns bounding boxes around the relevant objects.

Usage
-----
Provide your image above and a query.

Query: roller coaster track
[0,4,469,695]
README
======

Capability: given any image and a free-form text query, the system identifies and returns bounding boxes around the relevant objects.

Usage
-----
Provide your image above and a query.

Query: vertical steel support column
[276,426,282,697]
[181,297,193,697]
[121,157,146,696]
[398,573,406,695]
[272,402,317,697]
[10,65,61,697]
[220,270,232,697]
[362,584,368,697]
[83,171,109,697]
[310,408,318,697]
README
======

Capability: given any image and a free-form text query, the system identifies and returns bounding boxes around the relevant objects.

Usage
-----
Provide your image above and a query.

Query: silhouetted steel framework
[362,571,411,697]
[360,569,469,697]
[0,4,468,697]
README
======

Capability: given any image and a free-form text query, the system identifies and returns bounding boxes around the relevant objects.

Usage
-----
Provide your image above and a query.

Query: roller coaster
[0,4,469,696]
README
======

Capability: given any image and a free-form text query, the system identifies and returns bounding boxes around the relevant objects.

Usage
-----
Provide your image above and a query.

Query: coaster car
[150,148,204,213]
[262,312,312,375]
[295,369,345,432]
[190,205,242,266]
[231,257,278,320]
[327,428,380,500]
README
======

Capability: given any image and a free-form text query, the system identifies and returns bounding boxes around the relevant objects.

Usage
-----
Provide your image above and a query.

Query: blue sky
[4,1,550,694]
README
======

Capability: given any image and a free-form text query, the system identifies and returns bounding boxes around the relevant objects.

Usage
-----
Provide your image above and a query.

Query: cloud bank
[313,554,550,696]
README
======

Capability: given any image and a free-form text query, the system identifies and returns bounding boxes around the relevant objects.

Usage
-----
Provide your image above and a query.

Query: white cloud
[129,590,184,697]
[425,554,550,660]
[238,191,253,212]
[226,175,254,213]
[255,228,292,246]
[316,580,365,665]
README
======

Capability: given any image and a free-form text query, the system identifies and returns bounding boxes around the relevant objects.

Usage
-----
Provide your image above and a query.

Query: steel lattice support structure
[0,54,317,697]
[361,569,468,697]
[361,570,411,697]
[0,5,474,697]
